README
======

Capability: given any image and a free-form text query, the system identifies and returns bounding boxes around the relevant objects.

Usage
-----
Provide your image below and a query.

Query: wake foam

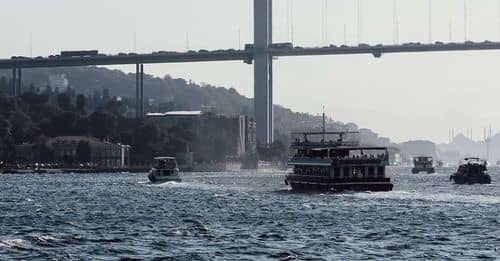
[352,190,500,204]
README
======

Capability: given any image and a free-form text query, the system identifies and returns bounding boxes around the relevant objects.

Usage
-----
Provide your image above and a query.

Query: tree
[76,141,91,163]
[0,93,18,117]
[21,92,48,105]
[57,93,72,111]
[8,111,34,144]
[0,118,13,161]
[0,77,8,94]
[105,98,126,117]
[88,111,117,140]
[76,94,86,114]
[47,111,87,137]
[130,120,162,164]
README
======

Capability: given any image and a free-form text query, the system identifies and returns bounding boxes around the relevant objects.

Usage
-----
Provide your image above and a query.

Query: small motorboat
[450,158,491,185]
[148,157,181,183]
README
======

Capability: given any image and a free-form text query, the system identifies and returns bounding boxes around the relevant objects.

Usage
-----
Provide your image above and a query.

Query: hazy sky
[2,0,500,143]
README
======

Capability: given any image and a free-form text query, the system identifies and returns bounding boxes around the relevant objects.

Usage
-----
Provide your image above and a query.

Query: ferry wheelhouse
[285,132,393,192]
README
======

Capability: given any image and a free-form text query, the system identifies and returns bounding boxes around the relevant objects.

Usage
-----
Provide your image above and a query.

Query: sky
[2,0,500,143]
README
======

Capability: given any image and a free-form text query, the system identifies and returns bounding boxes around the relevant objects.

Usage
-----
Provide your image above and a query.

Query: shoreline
[1,168,150,174]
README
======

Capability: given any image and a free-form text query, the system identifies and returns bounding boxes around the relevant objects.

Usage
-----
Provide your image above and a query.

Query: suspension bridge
[2,0,500,146]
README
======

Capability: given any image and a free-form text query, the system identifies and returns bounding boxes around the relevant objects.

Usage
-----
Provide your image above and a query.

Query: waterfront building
[15,136,131,168]
[147,111,256,161]
[48,74,69,90]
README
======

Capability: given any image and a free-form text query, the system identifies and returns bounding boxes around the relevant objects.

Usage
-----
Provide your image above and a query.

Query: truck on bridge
[60,50,99,57]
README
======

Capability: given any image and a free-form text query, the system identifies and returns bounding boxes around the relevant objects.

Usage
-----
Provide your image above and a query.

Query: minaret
[322,106,326,142]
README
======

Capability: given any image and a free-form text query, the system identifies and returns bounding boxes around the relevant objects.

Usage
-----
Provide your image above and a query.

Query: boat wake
[0,239,32,251]
[351,190,500,205]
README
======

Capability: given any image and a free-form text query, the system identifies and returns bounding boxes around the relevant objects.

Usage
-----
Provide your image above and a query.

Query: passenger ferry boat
[412,156,435,174]
[450,158,491,184]
[148,157,181,183]
[285,131,393,192]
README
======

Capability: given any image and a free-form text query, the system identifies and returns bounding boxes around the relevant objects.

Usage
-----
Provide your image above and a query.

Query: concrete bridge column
[254,0,273,146]
[17,68,21,96]
[11,67,22,97]
[12,68,17,96]
[135,64,140,119]
[135,64,144,119]
[140,64,144,117]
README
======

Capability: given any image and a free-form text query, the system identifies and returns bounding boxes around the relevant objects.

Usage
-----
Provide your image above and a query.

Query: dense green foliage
[0,90,237,165]
[0,67,356,137]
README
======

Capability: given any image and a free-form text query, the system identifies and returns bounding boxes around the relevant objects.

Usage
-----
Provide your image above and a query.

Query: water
[0,167,499,260]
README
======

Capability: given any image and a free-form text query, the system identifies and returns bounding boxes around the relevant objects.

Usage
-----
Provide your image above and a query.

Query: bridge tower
[254,0,273,146]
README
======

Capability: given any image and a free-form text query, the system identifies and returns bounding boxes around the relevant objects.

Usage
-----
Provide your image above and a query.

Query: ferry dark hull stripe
[286,175,393,192]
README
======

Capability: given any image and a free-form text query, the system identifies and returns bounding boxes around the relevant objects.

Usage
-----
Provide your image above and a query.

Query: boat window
[368,167,375,177]
[378,167,385,177]
[343,167,350,177]
[334,167,340,177]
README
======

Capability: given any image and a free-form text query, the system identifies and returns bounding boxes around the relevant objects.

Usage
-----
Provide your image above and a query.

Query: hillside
[0,67,388,144]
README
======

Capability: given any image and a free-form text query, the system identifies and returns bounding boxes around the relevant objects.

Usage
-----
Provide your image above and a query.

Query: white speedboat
[148,157,181,183]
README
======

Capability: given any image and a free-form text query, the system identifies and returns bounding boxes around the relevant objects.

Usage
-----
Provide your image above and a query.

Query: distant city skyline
[2,0,500,143]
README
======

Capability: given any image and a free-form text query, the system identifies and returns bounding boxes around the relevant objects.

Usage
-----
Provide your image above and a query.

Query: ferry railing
[290,141,360,148]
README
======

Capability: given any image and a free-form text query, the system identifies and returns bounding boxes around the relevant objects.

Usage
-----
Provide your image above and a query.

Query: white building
[49,74,69,90]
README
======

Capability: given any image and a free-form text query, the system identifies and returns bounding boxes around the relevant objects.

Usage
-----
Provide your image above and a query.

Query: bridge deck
[1,42,500,69]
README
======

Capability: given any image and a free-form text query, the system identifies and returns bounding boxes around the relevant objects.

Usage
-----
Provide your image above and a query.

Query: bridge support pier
[254,0,273,146]
[17,67,21,96]
[11,67,22,97]
[135,64,144,119]
[12,68,16,96]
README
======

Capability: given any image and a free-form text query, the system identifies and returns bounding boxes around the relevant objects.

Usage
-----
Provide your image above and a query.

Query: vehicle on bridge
[60,50,99,57]
[11,56,31,60]
[285,131,393,192]
[412,156,435,174]
[270,42,293,49]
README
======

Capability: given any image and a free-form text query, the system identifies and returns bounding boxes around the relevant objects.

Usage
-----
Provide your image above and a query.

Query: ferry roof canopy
[292,142,388,150]
[147,111,203,117]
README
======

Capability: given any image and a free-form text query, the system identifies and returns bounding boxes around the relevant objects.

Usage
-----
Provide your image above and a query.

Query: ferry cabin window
[352,167,362,177]
[368,167,375,177]
[331,150,349,158]
[334,167,341,177]
[343,167,350,177]
[378,167,385,177]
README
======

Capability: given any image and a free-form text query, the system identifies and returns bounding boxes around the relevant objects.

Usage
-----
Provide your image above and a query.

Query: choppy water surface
[0,167,499,260]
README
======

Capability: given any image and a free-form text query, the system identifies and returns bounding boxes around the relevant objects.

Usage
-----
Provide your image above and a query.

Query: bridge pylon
[135,64,144,119]
[254,0,273,146]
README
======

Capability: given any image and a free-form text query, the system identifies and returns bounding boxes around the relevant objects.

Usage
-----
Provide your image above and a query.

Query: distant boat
[450,158,491,185]
[411,156,435,174]
[148,157,181,183]
[436,160,444,168]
